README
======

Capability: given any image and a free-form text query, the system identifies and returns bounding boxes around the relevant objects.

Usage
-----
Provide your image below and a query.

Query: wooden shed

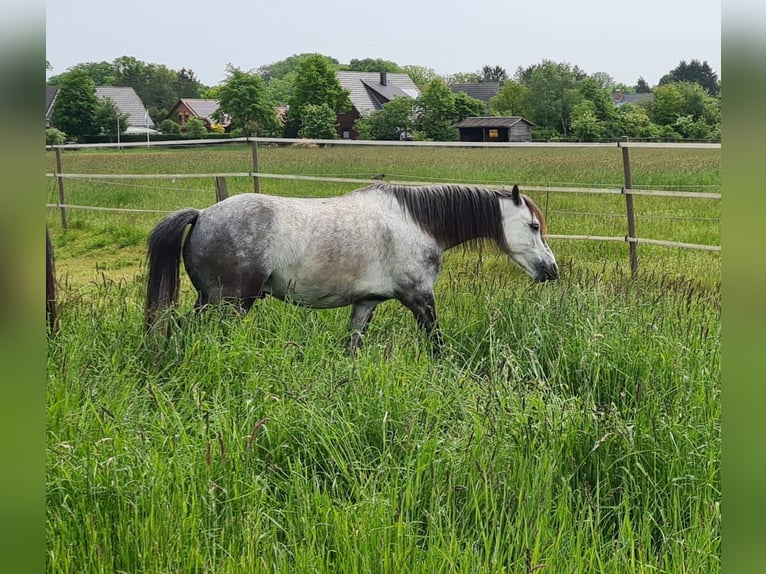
[455,116,535,142]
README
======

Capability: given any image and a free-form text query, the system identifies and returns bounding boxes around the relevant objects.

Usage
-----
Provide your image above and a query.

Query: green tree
[570,100,605,141]
[635,76,651,93]
[453,92,487,120]
[346,58,401,72]
[47,61,118,87]
[298,103,338,139]
[616,104,661,139]
[182,116,208,138]
[479,65,507,83]
[659,59,719,95]
[50,68,99,140]
[287,54,350,135]
[648,84,684,125]
[414,78,458,141]
[159,119,180,134]
[518,60,582,135]
[215,65,279,136]
[401,65,438,90]
[489,80,534,118]
[447,72,480,84]
[354,96,416,140]
[93,97,129,137]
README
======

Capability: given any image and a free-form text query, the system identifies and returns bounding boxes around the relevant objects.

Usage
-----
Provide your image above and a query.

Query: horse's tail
[145,208,200,333]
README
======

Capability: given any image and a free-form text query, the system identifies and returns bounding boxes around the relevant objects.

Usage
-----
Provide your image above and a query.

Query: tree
[635,76,651,93]
[287,54,350,135]
[298,103,338,139]
[616,105,661,139]
[50,68,99,140]
[648,84,684,125]
[589,71,616,91]
[479,65,508,83]
[401,65,439,90]
[93,97,129,137]
[489,80,534,118]
[446,72,480,84]
[659,59,719,96]
[453,92,487,120]
[354,96,416,140]
[182,117,208,138]
[159,119,180,134]
[215,65,279,136]
[414,78,458,141]
[570,100,605,141]
[346,58,401,72]
[517,60,582,136]
[47,61,118,87]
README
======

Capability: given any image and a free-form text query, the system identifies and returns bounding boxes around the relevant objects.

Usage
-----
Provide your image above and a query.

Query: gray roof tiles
[336,71,420,115]
[95,86,155,127]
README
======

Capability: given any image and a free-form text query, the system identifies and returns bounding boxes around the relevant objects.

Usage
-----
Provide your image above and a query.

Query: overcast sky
[46,0,721,88]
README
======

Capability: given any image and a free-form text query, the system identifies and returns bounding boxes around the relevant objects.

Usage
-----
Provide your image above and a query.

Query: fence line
[46,138,721,276]
[47,136,721,151]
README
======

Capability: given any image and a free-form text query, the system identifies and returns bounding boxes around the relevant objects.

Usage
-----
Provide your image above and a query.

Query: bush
[181,117,208,139]
[46,128,67,145]
[159,119,180,134]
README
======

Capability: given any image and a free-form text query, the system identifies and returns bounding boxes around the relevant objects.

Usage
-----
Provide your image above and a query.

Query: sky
[46,0,722,88]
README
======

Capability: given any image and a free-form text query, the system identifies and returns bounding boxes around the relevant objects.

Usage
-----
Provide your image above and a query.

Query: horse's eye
[529,222,540,232]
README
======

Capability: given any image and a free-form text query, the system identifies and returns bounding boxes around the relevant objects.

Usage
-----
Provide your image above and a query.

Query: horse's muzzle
[535,262,559,282]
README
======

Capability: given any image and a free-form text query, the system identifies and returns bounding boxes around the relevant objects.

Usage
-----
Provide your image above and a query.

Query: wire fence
[46,137,721,277]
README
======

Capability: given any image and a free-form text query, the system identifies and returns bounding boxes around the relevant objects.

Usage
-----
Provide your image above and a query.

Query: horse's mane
[371,183,545,249]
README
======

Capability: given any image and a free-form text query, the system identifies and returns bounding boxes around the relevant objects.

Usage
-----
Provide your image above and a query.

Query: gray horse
[145,183,558,353]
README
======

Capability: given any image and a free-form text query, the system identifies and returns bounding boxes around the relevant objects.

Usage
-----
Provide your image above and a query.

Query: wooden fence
[46,137,720,278]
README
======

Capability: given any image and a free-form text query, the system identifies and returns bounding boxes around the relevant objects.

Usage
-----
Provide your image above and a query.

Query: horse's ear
[511,184,521,206]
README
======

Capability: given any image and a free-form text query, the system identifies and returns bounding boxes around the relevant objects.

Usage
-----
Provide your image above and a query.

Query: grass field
[46,143,720,573]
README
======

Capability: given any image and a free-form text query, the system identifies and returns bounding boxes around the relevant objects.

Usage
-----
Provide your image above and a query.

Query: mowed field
[46,144,720,573]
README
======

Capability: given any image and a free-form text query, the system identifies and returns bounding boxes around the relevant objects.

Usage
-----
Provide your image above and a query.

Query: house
[335,71,420,139]
[450,82,500,105]
[167,98,230,131]
[612,90,654,108]
[46,85,58,128]
[455,116,535,142]
[95,86,157,133]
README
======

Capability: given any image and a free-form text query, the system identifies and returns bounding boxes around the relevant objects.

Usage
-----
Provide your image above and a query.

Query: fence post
[54,147,68,230]
[620,137,638,277]
[251,136,260,193]
[214,176,229,202]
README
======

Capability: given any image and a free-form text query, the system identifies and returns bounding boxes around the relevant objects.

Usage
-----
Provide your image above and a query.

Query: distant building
[335,71,420,139]
[612,90,654,108]
[455,116,534,142]
[167,98,230,131]
[95,86,157,134]
[450,82,500,105]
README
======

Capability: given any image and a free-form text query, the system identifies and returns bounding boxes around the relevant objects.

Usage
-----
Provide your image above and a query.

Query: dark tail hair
[145,208,200,332]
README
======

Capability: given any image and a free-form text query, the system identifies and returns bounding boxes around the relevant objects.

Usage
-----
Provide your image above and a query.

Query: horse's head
[500,185,559,282]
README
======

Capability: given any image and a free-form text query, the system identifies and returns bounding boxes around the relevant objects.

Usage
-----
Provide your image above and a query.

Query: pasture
[46,144,720,573]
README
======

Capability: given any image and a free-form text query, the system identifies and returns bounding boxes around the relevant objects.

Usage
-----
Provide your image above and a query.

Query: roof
[95,86,155,127]
[455,116,534,128]
[174,98,222,122]
[612,91,654,108]
[336,71,419,115]
[450,82,500,103]
[46,85,58,124]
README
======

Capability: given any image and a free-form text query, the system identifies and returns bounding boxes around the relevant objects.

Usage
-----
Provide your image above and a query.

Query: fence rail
[46,138,721,276]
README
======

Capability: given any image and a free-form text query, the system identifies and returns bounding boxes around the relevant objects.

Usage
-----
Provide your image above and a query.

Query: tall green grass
[47,257,719,573]
[47,144,719,572]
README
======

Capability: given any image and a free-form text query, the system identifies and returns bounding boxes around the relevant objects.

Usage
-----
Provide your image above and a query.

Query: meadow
[46,143,720,573]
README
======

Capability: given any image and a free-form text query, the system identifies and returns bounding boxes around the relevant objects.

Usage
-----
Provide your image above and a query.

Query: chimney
[380,71,387,86]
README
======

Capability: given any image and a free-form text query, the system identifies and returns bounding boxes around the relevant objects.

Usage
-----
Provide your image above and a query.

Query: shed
[455,116,534,142]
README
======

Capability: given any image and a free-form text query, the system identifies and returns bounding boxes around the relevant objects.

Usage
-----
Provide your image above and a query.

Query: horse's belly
[264,267,393,309]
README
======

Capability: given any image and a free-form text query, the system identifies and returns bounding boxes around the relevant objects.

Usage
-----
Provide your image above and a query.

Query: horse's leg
[346,300,380,354]
[398,290,444,355]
